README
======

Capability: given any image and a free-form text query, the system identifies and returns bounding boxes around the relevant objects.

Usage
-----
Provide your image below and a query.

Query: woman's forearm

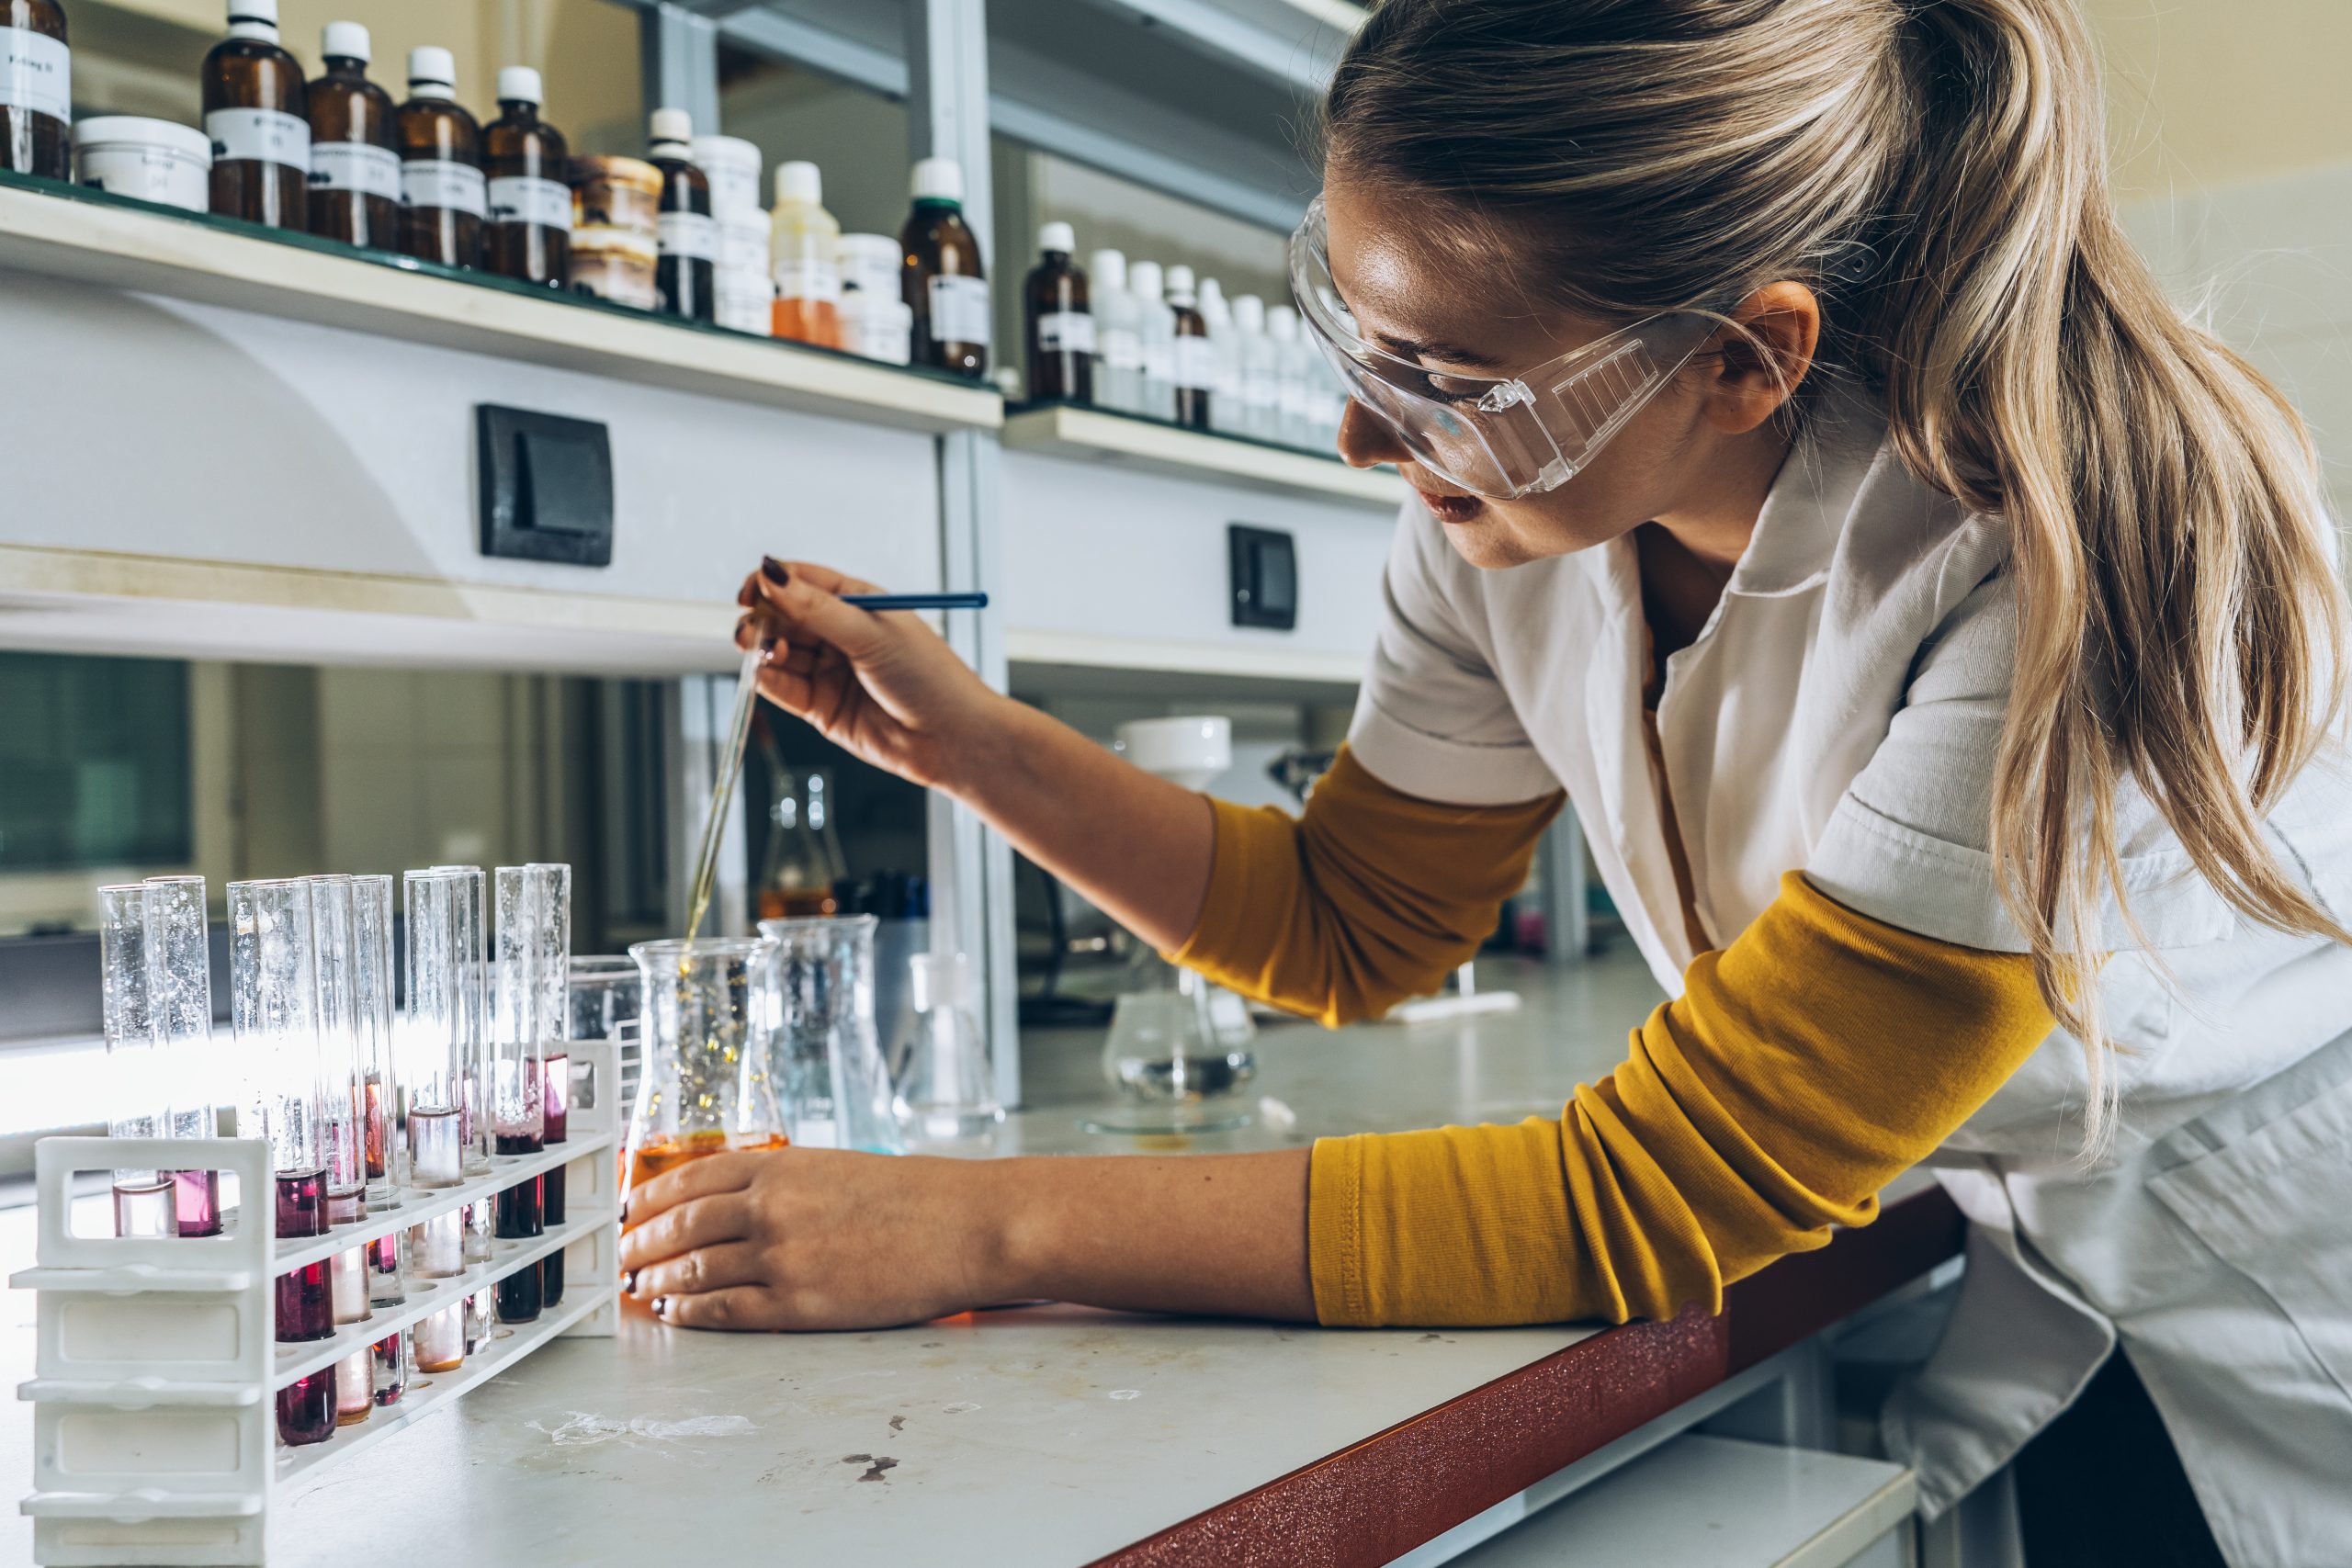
[956,698,1217,953]
[983,1149,1317,1321]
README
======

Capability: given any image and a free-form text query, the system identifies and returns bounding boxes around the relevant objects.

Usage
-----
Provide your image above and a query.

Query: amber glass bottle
[900,156,988,378]
[1023,221,1093,403]
[1165,264,1212,430]
[482,66,569,288]
[306,22,398,247]
[647,107,714,322]
[1,0,70,181]
[394,47,481,269]
[201,0,308,231]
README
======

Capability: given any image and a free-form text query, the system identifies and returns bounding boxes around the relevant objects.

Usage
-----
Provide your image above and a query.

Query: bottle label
[1036,310,1096,355]
[658,209,718,264]
[1142,340,1172,382]
[1172,336,1216,391]
[0,26,68,123]
[402,158,487,217]
[489,175,573,231]
[774,258,842,303]
[1099,326,1143,371]
[1246,372,1281,410]
[926,273,991,346]
[207,107,311,170]
[310,141,402,202]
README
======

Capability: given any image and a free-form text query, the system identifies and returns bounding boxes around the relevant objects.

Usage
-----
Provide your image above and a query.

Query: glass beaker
[1085,964,1256,1136]
[891,951,1003,1147]
[760,915,901,1154]
[625,938,791,1198]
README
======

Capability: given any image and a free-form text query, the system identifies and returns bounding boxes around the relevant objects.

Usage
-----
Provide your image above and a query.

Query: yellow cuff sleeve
[1306,872,2054,1327]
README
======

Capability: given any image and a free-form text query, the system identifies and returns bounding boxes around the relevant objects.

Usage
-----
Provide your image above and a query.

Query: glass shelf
[1001,399,1404,506]
[0,169,1001,435]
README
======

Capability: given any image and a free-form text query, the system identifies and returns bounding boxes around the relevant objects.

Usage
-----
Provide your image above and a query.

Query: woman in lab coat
[621,1,2352,1561]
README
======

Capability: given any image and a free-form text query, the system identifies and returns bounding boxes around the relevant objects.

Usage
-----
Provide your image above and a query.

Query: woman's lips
[1415,488,1486,524]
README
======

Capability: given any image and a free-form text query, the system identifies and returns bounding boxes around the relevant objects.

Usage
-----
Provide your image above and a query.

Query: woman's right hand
[734,558,1009,793]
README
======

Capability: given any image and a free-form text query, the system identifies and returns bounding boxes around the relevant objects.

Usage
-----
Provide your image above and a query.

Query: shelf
[0,172,1001,436]
[270,1281,616,1487]
[270,1134,611,1274]
[269,1204,612,1389]
[1002,401,1407,506]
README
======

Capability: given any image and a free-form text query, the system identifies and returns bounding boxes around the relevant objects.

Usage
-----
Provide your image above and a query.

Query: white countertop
[7,954,1707,1566]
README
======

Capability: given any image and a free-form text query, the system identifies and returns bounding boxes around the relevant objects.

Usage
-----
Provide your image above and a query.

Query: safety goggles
[1288,197,1721,499]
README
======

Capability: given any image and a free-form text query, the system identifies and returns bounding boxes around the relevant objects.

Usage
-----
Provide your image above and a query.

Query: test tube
[355,875,405,1311]
[143,875,223,1237]
[354,874,399,1204]
[306,875,374,1430]
[428,865,493,1178]
[491,865,548,1324]
[229,876,336,1449]
[540,1050,570,1307]
[97,885,175,1239]
[534,872,576,1307]
[401,871,469,1373]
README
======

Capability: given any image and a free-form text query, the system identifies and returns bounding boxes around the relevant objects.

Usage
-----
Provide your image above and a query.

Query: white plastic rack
[11,1039,622,1567]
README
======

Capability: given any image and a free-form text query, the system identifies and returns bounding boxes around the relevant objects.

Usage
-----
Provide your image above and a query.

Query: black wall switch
[1229,524,1297,630]
[477,404,615,567]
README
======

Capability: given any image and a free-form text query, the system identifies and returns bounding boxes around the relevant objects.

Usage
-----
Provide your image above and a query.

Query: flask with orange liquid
[621,936,791,1311]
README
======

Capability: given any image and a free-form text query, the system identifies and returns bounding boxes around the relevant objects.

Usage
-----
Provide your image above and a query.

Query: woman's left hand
[617,1147,1001,1331]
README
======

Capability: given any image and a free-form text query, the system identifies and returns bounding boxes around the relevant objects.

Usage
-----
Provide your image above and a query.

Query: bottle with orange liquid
[622,936,792,1312]
[767,160,842,348]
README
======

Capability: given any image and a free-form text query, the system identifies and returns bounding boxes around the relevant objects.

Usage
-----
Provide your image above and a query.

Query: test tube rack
[10,1037,622,1567]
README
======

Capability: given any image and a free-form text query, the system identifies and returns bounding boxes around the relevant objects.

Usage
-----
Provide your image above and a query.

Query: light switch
[476,404,615,566]
[1229,524,1297,630]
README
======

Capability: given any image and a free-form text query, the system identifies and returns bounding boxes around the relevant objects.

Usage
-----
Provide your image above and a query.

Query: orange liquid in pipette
[621,1132,791,1316]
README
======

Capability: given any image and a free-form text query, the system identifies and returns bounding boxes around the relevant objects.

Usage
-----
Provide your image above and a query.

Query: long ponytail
[1324,0,2351,1151]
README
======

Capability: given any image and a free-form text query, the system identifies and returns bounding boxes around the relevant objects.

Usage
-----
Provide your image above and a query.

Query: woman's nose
[1336,399,1412,470]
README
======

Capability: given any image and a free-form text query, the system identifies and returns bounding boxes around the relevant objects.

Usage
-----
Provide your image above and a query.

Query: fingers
[650,1284,786,1332]
[755,558,884,600]
[619,1191,753,1271]
[623,1149,763,1227]
[627,1238,768,1303]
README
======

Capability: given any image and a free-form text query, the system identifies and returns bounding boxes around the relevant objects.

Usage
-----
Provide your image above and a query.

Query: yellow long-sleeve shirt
[1171,747,2053,1328]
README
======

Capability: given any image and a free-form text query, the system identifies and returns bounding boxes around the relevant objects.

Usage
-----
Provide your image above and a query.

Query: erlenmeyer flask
[761,914,902,1154]
[1088,960,1256,1136]
[756,771,840,920]
[891,951,1002,1146]
[624,938,791,1201]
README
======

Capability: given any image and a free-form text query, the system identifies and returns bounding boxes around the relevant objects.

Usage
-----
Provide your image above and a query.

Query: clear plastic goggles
[1289,197,1721,500]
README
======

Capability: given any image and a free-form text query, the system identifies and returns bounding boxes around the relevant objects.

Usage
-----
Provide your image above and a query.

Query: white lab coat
[1345,385,2352,1567]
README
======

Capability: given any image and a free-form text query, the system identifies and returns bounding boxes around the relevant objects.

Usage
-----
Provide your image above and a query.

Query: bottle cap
[1164,264,1196,301]
[227,0,277,25]
[774,160,822,206]
[1234,293,1266,331]
[1199,276,1225,306]
[1037,220,1075,255]
[1088,248,1127,291]
[1129,259,1164,299]
[910,156,963,203]
[909,951,974,1012]
[322,20,369,62]
[648,106,693,151]
[497,65,543,105]
[408,45,457,93]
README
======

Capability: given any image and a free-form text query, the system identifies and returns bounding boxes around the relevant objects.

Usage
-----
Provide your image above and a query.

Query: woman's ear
[1702,281,1821,434]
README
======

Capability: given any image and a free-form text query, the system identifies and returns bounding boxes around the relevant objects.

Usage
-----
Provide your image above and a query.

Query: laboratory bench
[2,955,1961,1566]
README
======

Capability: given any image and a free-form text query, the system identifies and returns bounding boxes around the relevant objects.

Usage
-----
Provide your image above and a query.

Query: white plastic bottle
[1233,294,1280,444]
[1267,304,1311,447]
[1088,248,1143,415]
[1128,259,1175,422]
[1197,277,1241,435]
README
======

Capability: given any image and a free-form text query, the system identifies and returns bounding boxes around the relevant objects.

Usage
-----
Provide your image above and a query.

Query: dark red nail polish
[624,1269,639,1294]
[652,1295,671,1317]
[761,557,789,586]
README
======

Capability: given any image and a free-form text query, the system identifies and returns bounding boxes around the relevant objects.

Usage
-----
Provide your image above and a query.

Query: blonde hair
[1324,0,2350,1149]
